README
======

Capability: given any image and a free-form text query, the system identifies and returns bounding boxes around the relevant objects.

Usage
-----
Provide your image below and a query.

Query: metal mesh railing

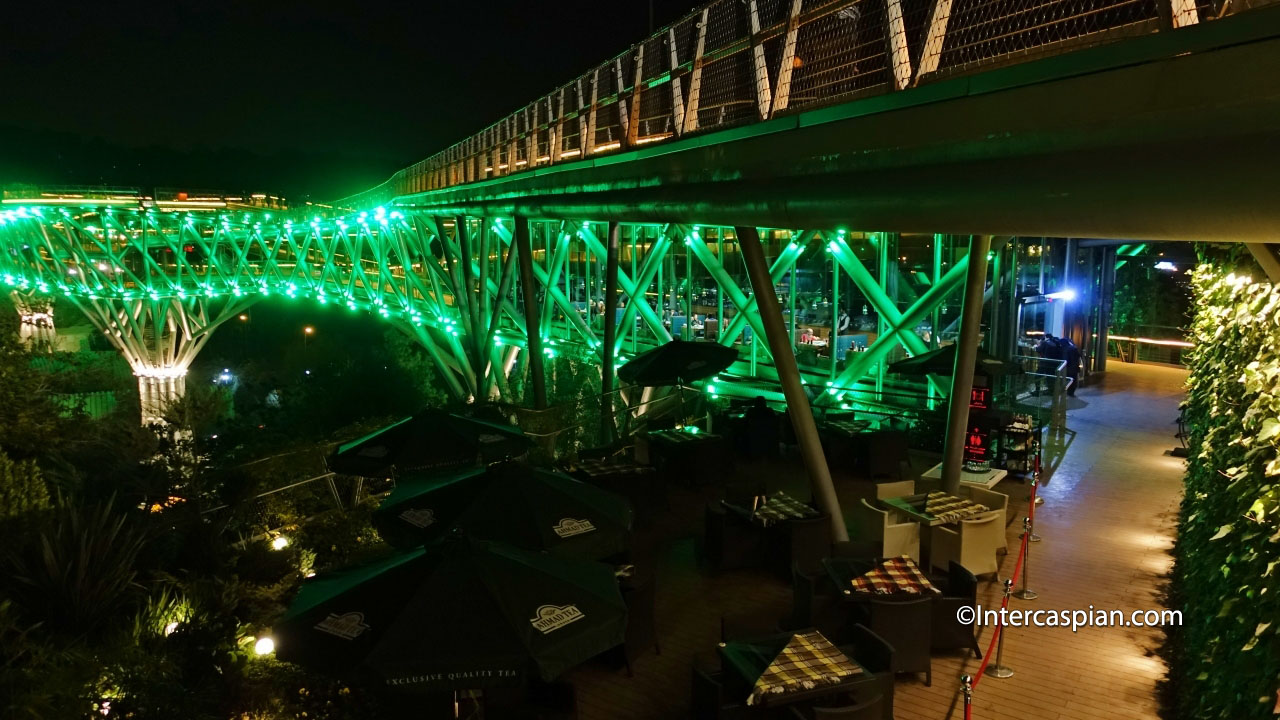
[330,0,1252,212]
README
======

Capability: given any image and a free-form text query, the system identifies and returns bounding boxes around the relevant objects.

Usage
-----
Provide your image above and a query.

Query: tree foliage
[0,451,50,519]
[1174,265,1280,718]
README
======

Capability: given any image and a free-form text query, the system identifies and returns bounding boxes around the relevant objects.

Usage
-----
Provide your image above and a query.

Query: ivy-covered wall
[1176,266,1280,718]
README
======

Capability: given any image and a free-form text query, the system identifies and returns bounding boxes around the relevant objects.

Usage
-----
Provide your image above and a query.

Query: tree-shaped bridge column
[75,296,251,425]
[10,289,56,348]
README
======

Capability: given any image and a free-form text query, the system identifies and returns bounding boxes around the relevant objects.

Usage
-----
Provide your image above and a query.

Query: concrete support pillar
[601,222,621,439]
[737,225,848,543]
[514,216,548,409]
[1095,246,1117,373]
[138,373,187,427]
[941,235,992,495]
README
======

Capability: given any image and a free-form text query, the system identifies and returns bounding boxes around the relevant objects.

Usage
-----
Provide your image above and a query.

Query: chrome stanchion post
[961,674,974,713]
[1033,436,1045,506]
[988,580,1015,679]
[1014,517,1039,600]
[1021,478,1042,543]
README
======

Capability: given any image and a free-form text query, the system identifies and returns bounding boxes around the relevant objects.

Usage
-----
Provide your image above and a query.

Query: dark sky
[0,0,696,200]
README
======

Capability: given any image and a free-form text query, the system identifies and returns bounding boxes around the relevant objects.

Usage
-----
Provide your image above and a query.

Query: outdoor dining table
[569,458,664,529]
[823,556,942,600]
[880,491,989,527]
[747,491,820,527]
[816,417,874,466]
[879,491,989,569]
[718,629,867,708]
[639,428,731,486]
[817,418,872,438]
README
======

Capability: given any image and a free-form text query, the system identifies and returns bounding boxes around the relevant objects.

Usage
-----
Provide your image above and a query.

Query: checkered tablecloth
[752,491,819,525]
[747,631,863,706]
[819,419,872,437]
[850,556,941,595]
[924,491,988,524]
[572,458,654,478]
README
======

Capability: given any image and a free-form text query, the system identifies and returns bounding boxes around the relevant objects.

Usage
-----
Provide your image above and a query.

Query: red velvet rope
[969,473,1040,712]
[972,529,1031,690]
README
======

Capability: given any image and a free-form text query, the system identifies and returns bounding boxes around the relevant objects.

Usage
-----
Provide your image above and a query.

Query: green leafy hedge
[1176,266,1280,718]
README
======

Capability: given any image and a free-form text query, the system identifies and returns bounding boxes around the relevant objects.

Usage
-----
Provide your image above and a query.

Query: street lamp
[303,325,314,351]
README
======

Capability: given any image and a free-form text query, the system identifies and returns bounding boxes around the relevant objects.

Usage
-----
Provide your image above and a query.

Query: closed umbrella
[328,409,530,478]
[274,534,627,692]
[372,461,633,561]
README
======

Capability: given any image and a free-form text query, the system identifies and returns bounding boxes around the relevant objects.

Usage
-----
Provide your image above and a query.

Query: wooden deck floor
[568,362,1186,719]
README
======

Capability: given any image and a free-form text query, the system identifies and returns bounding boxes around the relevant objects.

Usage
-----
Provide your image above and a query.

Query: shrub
[1174,266,1280,719]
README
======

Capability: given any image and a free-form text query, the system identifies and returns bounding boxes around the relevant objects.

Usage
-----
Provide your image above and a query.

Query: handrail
[331,0,1247,211]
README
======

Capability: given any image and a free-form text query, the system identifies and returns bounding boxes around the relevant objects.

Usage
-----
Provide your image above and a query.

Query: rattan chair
[858,498,919,560]
[932,561,983,658]
[930,511,1001,577]
[868,596,933,686]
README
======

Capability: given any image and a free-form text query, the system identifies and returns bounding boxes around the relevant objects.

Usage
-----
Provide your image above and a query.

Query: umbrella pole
[677,378,687,429]
[737,226,848,542]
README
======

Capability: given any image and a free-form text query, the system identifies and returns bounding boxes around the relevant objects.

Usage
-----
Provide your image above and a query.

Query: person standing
[1035,334,1063,393]
[1061,336,1082,396]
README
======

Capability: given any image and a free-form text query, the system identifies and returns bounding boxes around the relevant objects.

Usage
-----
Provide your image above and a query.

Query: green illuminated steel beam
[577,226,670,345]
[681,228,772,360]
[830,255,972,398]
[718,235,805,346]
[612,233,673,355]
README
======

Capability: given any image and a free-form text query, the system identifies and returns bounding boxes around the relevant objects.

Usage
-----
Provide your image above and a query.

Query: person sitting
[744,396,780,459]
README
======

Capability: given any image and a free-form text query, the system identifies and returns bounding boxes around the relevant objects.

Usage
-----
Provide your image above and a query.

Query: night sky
[0,0,696,201]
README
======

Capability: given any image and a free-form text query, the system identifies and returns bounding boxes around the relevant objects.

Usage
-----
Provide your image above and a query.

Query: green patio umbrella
[372,461,633,561]
[274,534,627,692]
[888,344,1021,377]
[327,409,530,478]
[617,339,737,386]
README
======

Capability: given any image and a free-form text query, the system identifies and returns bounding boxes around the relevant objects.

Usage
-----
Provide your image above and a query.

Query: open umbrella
[888,344,1022,378]
[617,339,737,386]
[328,409,530,478]
[275,534,626,692]
[372,462,633,561]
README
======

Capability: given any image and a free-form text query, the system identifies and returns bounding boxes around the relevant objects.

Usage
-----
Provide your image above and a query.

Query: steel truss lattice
[1,203,978,417]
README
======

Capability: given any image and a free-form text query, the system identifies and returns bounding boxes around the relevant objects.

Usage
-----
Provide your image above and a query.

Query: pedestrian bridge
[1,0,1277,421]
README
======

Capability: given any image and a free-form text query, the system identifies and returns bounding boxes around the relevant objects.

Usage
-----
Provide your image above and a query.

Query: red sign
[964,426,989,462]
[969,386,991,411]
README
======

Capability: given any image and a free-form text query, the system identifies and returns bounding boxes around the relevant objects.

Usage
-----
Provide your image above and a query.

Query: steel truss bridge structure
[1,0,1278,449]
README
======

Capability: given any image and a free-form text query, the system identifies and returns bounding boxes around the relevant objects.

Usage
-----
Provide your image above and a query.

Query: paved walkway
[569,362,1186,719]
